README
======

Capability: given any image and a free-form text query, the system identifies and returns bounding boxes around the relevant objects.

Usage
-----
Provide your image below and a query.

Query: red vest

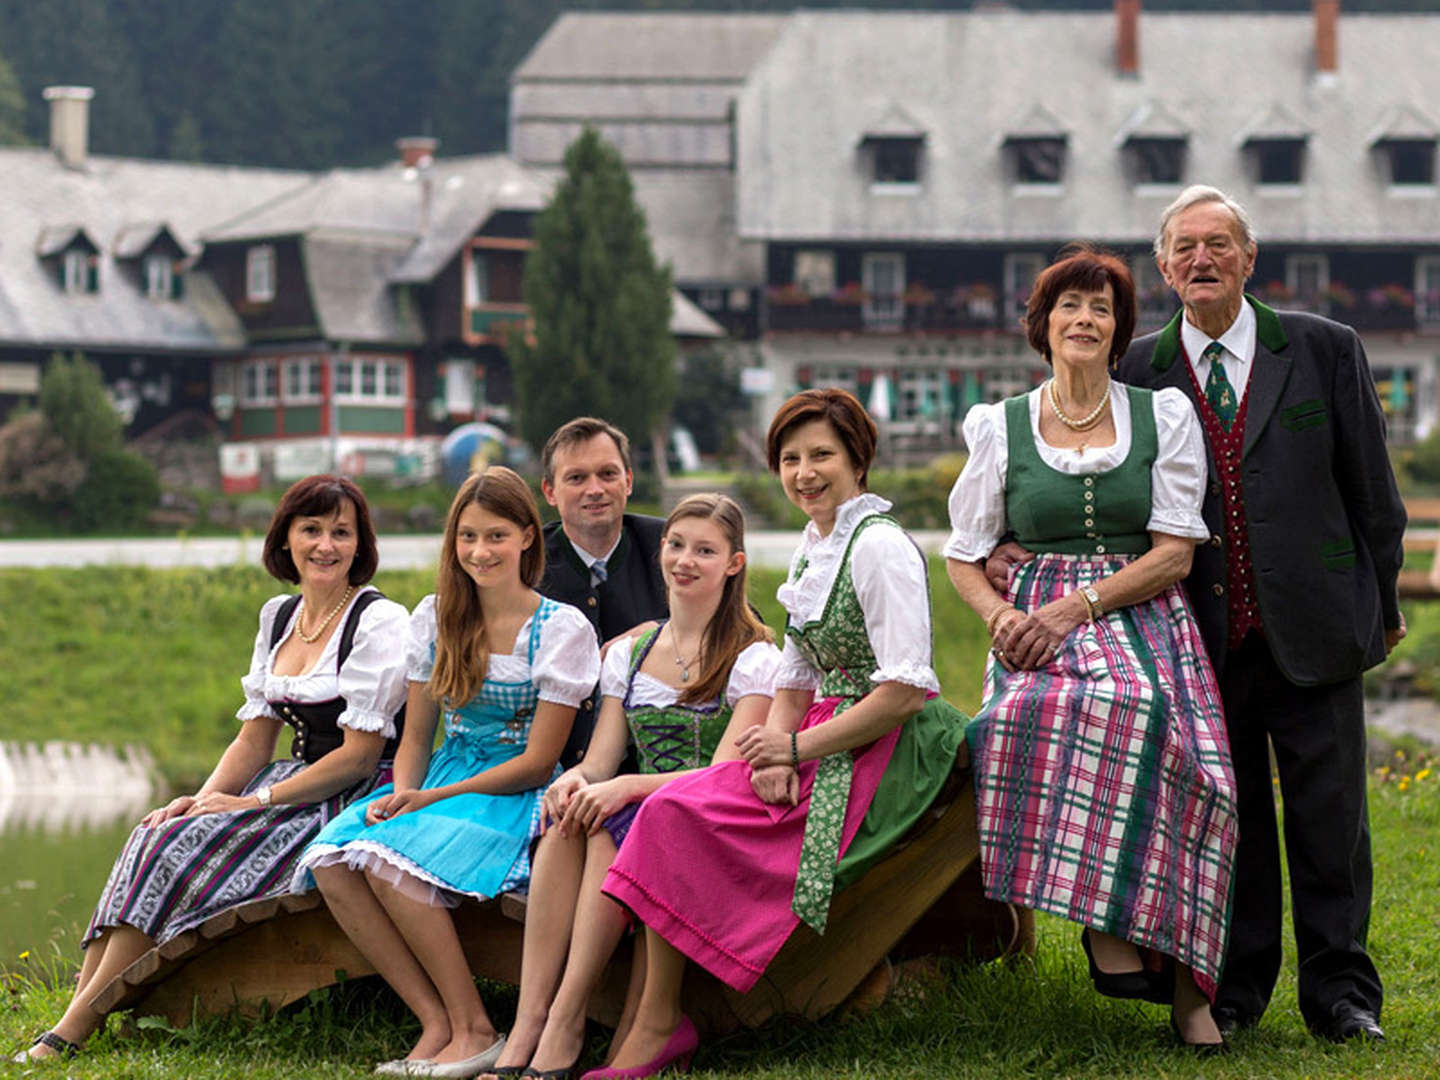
[1185,351,1263,647]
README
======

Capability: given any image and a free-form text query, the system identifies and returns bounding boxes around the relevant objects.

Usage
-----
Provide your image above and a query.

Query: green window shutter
[86,259,99,293]
[171,269,184,300]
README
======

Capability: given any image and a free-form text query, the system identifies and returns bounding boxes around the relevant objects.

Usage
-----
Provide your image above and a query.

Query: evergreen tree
[167,110,205,162]
[512,128,677,456]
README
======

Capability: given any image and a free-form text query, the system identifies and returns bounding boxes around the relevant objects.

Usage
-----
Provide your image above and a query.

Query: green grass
[4,764,1437,1078]
[3,569,1438,1076]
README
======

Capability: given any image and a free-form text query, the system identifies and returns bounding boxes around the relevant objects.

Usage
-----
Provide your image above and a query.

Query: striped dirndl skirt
[967,553,1238,999]
[83,759,382,947]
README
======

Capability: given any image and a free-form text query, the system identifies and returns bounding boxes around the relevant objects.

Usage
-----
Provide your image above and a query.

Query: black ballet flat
[521,1061,580,1079]
[1080,929,1153,1000]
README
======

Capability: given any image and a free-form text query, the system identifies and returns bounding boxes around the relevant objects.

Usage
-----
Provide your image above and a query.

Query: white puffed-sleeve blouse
[237,587,411,736]
[943,383,1210,563]
[773,493,941,696]
[404,594,600,708]
[600,634,783,708]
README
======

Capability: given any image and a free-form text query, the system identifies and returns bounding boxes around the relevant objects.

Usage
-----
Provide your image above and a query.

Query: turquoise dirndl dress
[295,598,565,903]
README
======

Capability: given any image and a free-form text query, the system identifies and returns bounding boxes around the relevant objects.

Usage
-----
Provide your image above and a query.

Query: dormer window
[1383,140,1436,186]
[1118,102,1189,187]
[1008,138,1067,185]
[63,250,97,294]
[1127,138,1186,185]
[871,138,922,184]
[1253,140,1305,185]
[246,244,275,302]
[144,254,176,299]
[1369,106,1439,189]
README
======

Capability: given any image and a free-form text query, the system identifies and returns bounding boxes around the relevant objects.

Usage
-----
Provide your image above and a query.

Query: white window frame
[794,250,836,298]
[246,244,275,303]
[238,359,278,407]
[62,250,90,294]
[1417,255,1440,327]
[465,250,489,306]
[1286,253,1329,313]
[333,355,408,406]
[282,356,323,405]
[862,253,905,330]
[143,254,174,299]
[444,359,477,415]
[1004,253,1046,326]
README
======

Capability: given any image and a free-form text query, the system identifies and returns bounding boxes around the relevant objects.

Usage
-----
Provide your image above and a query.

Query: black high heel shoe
[1080,929,1153,1000]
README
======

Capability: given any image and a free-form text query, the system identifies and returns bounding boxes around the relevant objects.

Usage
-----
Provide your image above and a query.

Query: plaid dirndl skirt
[968,553,1238,998]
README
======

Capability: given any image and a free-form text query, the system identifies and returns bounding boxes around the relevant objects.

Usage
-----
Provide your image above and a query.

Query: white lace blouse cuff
[337,706,396,737]
[237,699,278,722]
[871,660,941,693]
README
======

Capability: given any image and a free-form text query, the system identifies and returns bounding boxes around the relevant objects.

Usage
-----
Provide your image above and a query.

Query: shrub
[0,412,85,501]
[71,448,163,531]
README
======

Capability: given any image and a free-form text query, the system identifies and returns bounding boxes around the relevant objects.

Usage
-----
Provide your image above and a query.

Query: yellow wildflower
[18,950,28,961]
[1417,768,1432,782]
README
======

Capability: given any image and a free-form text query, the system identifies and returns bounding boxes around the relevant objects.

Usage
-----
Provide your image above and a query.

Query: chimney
[43,85,94,169]
[1116,0,1140,78]
[397,136,439,169]
[1314,0,1339,75]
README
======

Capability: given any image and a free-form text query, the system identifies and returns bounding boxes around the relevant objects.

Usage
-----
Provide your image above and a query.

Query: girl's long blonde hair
[430,466,545,707]
[666,493,774,705]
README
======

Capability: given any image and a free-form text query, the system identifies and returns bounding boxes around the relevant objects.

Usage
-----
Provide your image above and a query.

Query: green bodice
[624,626,733,773]
[1004,384,1156,558]
[785,514,902,705]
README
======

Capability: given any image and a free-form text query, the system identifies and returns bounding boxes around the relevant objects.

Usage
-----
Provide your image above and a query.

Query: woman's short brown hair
[765,388,879,487]
[1024,245,1137,368]
[262,475,377,585]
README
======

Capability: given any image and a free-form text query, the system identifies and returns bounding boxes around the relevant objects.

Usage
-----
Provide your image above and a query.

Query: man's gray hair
[1153,185,1258,257]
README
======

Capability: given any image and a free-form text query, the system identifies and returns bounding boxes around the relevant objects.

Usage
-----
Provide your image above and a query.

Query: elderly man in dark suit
[1118,185,1406,1043]
[537,417,667,767]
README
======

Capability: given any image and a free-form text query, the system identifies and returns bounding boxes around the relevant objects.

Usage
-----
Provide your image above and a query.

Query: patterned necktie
[1202,341,1238,431]
[592,560,608,585]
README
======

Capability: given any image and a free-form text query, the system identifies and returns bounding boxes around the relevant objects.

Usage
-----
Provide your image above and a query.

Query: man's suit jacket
[1116,295,1405,686]
[537,513,668,761]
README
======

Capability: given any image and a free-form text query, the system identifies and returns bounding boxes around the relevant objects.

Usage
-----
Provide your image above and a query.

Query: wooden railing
[1399,497,1440,598]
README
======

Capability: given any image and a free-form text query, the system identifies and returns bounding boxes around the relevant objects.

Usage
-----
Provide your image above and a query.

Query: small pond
[0,742,162,975]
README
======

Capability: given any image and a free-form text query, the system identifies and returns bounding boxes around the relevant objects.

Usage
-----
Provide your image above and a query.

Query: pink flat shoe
[579,1015,697,1079]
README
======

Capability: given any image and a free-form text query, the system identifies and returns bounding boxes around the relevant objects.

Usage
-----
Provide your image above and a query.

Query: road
[0,531,953,572]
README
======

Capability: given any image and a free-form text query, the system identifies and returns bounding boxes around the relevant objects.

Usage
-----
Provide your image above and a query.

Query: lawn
[2,568,1437,1077]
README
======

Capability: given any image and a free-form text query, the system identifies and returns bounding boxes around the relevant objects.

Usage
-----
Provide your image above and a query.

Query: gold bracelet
[985,603,1017,636]
[1080,585,1103,621]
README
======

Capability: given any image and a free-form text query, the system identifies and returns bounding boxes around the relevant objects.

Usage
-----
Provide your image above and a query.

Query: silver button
[1096,544,1106,554]
[1084,477,1094,487]
[1085,518,1094,527]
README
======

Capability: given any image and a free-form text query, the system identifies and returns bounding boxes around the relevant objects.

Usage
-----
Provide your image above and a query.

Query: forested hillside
[0,0,1429,170]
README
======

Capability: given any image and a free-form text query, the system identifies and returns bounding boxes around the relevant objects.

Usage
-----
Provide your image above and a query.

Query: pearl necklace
[1047,378,1112,432]
[668,623,701,683]
[295,584,354,643]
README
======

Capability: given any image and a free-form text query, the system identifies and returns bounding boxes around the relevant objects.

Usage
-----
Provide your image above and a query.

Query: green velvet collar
[1148,294,1288,371]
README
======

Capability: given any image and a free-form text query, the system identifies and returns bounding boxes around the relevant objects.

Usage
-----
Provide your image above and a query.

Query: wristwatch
[254,785,273,808]
[1081,585,1104,621]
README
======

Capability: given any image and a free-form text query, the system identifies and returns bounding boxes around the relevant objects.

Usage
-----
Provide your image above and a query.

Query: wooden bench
[91,747,1031,1034]
[1399,496,1440,599]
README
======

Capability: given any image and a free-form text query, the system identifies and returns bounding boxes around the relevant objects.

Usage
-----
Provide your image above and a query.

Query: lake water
[0,742,161,974]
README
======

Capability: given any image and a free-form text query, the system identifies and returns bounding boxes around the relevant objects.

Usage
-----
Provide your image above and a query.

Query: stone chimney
[1314,0,1339,75]
[1116,0,1140,78]
[397,136,439,169]
[43,85,94,169]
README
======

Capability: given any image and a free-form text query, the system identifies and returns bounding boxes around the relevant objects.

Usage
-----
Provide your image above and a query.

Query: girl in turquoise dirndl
[295,467,599,1078]
[489,494,780,1079]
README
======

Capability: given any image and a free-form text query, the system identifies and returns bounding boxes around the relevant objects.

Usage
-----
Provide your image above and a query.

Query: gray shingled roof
[735,10,1440,245]
[0,148,308,351]
[513,12,787,81]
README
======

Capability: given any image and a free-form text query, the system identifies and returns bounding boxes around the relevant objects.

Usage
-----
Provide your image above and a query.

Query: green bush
[71,448,163,531]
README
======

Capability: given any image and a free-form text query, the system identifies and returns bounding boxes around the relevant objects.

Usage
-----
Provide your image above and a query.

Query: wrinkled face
[455,504,534,589]
[1046,284,1116,373]
[1157,201,1256,321]
[542,434,632,542]
[286,500,358,589]
[778,418,863,535]
[661,516,744,604]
